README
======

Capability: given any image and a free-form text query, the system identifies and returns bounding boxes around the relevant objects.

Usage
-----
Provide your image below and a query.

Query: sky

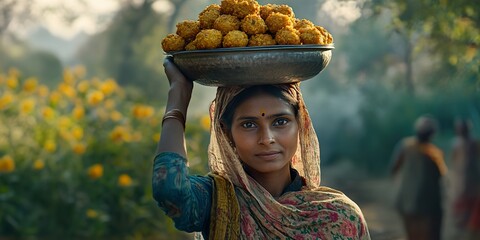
[28,0,172,39]
[28,0,119,39]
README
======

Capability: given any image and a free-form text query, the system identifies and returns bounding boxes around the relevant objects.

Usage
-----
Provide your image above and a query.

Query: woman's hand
[163,56,193,93]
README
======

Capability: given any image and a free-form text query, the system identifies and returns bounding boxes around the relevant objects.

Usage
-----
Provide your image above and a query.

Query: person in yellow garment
[152,57,370,239]
[391,115,447,240]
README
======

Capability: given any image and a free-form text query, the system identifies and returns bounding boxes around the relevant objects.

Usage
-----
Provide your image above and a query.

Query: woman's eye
[242,121,256,128]
[273,118,289,126]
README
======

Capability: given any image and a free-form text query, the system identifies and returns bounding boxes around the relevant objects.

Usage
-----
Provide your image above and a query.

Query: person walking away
[390,115,447,240]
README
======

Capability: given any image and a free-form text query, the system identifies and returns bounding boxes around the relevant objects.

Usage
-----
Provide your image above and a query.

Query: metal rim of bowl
[165,44,334,86]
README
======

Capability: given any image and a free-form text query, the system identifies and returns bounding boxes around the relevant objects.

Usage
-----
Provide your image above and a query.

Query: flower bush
[0,67,210,239]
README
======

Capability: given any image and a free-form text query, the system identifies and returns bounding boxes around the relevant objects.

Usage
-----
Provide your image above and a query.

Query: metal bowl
[167,44,334,86]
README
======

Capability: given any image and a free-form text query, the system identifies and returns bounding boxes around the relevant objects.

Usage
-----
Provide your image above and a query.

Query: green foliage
[0,40,63,87]
[76,4,170,102]
[369,0,480,87]
[0,68,208,239]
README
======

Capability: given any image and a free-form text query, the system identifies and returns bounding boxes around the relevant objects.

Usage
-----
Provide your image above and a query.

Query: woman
[153,57,370,239]
[390,115,447,240]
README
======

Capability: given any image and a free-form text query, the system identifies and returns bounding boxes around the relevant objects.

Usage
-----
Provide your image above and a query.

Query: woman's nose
[258,128,275,145]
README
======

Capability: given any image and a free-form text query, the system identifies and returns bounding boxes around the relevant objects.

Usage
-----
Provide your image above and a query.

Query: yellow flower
[72,127,84,140]
[110,126,131,142]
[49,91,61,105]
[43,139,57,153]
[200,115,211,131]
[86,209,98,218]
[87,91,104,106]
[42,107,56,120]
[87,164,103,180]
[37,85,49,97]
[19,98,36,114]
[0,92,15,110]
[131,132,142,142]
[73,65,86,78]
[33,159,45,170]
[95,108,109,121]
[0,155,15,173]
[59,129,72,141]
[58,116,72,130]
[59,83,76,98]
[118,174,133,187]
[104,99,115,110]
[77,80,90,94]
[23,77,38,92]
[100,78,117,96]
[152,132,160,142]
[72,105,85,120]
[63,69,75,85]
[132,105,155,119]
[73,142,87,155]
[449,55,458,65]
[6,76,18,89]
[110,111,123,122]
[465,46,477,62]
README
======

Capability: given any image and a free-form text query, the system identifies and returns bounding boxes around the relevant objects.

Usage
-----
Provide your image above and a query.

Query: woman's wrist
[165,86,191,115]
[162,109,186,129]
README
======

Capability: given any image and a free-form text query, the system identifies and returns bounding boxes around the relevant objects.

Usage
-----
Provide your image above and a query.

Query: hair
[414,115,438,142]
[220,85,299,131]
[455,118,472,138]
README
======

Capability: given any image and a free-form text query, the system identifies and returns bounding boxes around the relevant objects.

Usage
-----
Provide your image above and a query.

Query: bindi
[260,108,266,117]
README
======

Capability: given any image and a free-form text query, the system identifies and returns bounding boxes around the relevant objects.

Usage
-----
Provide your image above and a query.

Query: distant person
[450,118,480,239]
[390,115,447,240]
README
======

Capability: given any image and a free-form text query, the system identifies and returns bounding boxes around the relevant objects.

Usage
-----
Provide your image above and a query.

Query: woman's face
[230,92,299,176]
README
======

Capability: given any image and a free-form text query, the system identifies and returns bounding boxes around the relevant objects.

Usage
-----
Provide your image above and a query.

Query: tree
[76,0,171,101]
[369,0,479,94]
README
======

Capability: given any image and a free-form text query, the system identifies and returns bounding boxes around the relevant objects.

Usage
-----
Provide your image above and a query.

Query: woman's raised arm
[156,57,193,158]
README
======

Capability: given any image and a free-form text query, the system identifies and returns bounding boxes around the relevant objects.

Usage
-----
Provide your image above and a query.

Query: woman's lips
[255,151,281,161]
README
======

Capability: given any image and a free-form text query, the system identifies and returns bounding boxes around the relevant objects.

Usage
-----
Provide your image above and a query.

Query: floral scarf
[206,83,369,239]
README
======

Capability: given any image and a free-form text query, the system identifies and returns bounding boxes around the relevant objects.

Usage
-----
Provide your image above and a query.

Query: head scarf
[207,83,369,239]
[208,83,320,189]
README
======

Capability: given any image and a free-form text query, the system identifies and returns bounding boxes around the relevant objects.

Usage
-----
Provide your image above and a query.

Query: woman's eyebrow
[235,112,294,121]
[268,112,294,118]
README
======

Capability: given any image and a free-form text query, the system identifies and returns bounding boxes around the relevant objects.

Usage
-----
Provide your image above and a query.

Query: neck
[245,167,292,198]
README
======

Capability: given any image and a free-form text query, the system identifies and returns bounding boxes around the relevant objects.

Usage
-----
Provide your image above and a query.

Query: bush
[0,67,209,239]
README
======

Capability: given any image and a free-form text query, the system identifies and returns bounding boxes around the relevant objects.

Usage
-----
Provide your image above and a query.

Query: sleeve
[152,152,212,232]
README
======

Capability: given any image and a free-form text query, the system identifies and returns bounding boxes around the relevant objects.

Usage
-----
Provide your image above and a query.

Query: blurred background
[0,0,478,239]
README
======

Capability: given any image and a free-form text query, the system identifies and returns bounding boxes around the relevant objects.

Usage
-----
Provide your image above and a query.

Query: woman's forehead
[233,93,293,116]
